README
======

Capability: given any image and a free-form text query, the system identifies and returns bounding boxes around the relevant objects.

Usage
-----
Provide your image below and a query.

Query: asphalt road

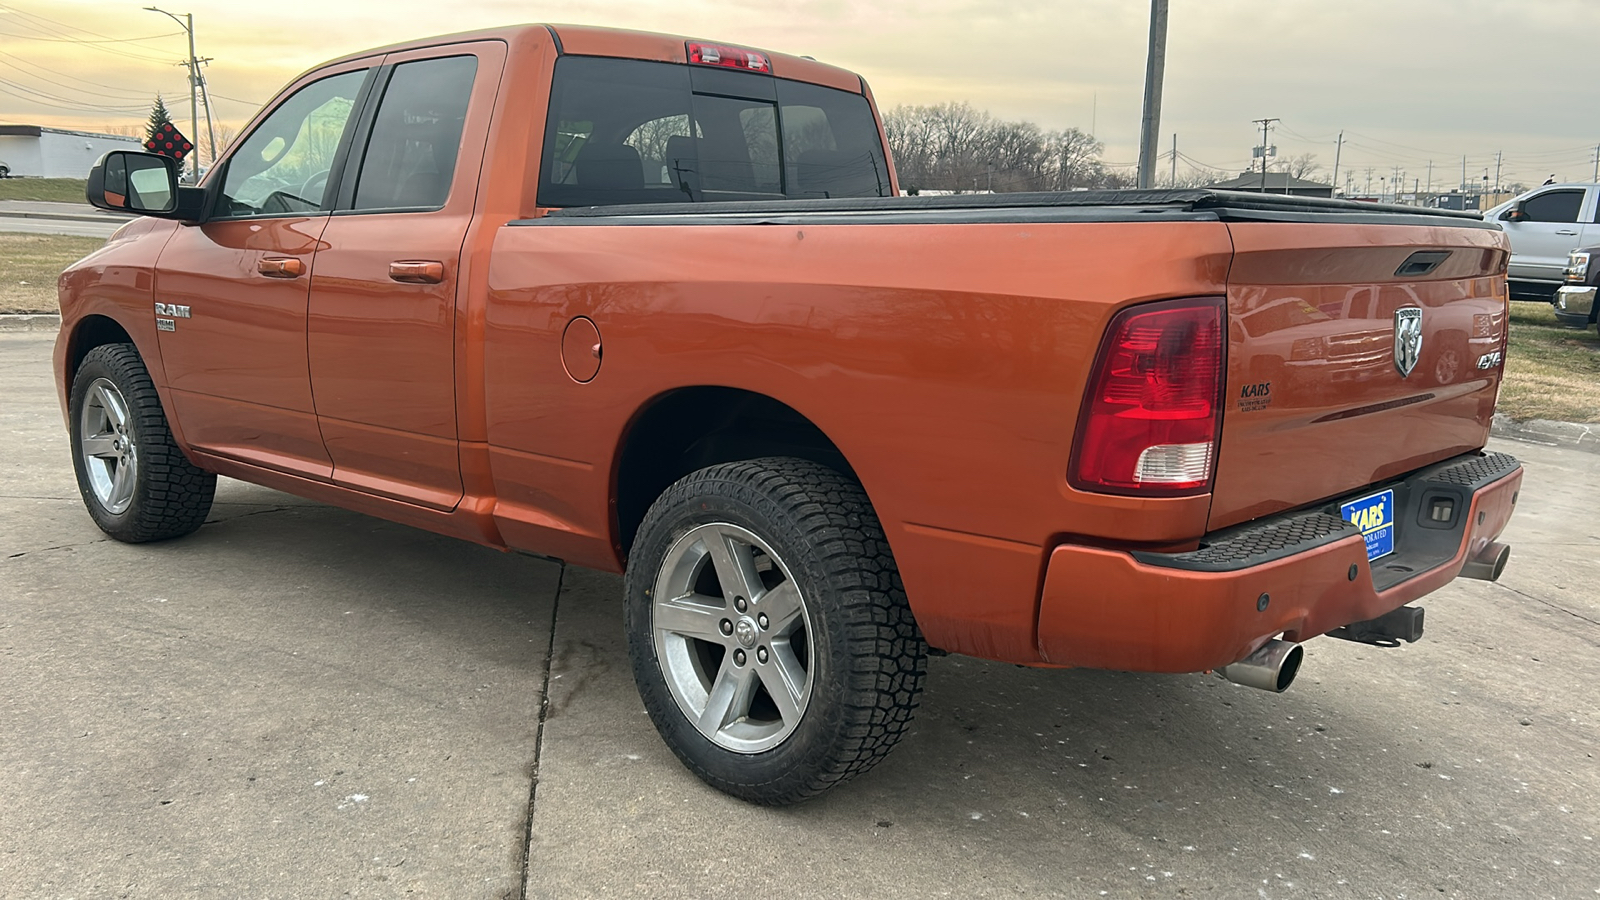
[2,331,1596,899]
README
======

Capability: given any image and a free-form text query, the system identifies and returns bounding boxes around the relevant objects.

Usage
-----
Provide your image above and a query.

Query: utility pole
[1495,150,1503,193]
[1136,0,1169,189]
[1392,165,1403,200]
[1169,133,1177,187]
[1593,144,1599,183]
[1253,117,1279,192]
[145,7,214,180]
[1364,167,1374,196]
[1331,130,1344,196]
[1426,160,1433,193]
[1461,155,1467,193]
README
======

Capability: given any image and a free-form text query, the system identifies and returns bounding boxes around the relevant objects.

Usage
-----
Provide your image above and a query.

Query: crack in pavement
[516,561,565,900]
[6,536,111,560]
[1495,581,1600,628]
[204,505,298,524]
[0,494,77,501]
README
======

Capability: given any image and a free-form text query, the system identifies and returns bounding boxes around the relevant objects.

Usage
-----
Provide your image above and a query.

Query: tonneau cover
[534,189,1495,228]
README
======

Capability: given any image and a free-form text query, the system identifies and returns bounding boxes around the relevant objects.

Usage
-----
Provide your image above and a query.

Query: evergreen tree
[145,96,175,144]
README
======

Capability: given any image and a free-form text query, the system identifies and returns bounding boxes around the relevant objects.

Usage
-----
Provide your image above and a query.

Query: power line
[0,56,173,104]
[0,48,167,99]
[0,6,176,64]
[0,29,182,44]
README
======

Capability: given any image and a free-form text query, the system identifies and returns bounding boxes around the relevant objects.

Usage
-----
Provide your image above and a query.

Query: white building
[0,125,141,179]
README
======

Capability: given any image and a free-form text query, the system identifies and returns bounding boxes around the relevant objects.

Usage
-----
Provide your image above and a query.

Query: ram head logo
[1394,307,1423,378]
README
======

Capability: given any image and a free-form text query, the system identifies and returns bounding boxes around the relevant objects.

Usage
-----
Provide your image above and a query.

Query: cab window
[538,56,890,207]
[1522,189,1583,223]
[352,55,479,211]
[216,70,368,218]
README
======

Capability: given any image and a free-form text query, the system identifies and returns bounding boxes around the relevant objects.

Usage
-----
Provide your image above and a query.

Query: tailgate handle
[258,257,305,278]
[1394,250,1452,278]
[389,260,444,284]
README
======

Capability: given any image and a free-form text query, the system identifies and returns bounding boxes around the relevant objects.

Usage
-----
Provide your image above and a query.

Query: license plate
[1341,489,1396,562]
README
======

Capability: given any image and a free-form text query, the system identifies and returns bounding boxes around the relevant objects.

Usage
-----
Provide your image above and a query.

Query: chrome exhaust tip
[1460,541,1510,582]
[1217,639,1303,693]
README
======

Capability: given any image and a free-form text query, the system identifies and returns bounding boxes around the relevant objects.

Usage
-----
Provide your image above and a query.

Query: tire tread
[72,343,215,542]
[626,456,928,805]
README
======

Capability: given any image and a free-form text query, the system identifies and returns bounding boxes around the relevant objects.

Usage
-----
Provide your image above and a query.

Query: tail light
[687,42,771,73]
[1070,297,1226,496]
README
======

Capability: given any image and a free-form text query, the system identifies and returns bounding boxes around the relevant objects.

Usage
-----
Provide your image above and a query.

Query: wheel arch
[62,314,136,385]
[612,386,859,558]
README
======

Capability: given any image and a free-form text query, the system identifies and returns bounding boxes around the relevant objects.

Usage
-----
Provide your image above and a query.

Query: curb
[1491,413,1600,455]
[0,210,133,224]
[0,314,60,332]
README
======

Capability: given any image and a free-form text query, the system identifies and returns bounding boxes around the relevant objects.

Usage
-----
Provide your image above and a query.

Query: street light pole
[1136,0,1168,190]
[145,7,213,180]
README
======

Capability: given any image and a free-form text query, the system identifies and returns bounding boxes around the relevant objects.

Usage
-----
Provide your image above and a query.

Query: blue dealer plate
[1341,489,1396,562]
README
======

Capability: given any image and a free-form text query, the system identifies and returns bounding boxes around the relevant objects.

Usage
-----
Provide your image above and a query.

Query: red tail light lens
[686,42,772,73]
[1070,297,1226,496]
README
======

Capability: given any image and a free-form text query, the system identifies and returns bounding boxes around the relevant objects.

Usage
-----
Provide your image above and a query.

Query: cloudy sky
[2,0,1595,191]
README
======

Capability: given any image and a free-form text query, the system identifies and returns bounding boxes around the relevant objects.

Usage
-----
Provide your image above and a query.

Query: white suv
[1483,183,1600,300]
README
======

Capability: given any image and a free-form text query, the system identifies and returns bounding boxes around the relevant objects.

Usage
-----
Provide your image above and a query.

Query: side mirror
[87,151,178,214]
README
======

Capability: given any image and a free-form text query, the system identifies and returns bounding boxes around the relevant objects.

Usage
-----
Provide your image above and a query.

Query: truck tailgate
[1208,221,1509,530]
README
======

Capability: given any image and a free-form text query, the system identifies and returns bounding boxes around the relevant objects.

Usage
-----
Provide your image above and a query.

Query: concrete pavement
[2,331,1597,898]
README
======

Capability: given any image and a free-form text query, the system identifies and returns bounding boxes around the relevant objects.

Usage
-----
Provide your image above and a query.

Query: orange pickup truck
[58,24,1522,805]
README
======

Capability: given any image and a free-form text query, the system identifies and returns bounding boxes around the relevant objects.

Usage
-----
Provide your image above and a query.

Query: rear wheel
[624,457,927,805]
[70,344,215,542]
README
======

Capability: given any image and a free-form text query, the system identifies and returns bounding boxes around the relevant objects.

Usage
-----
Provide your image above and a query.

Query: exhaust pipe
[1217,639,1303,693]
[1460,541,1510,582]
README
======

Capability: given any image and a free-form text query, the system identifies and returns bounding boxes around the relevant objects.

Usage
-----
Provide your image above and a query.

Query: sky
[2,0,1597,192]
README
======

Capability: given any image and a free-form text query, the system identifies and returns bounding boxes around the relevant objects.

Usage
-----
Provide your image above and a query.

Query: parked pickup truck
[1483,182,1600,301]
[58,24,1523,805]
[1555,245,1600,333]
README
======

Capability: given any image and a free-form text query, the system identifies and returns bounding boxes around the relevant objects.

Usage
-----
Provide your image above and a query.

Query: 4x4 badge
[1394,307,1422,377]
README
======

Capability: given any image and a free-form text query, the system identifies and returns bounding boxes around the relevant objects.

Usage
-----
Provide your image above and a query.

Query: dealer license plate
[1341,489,1396,562]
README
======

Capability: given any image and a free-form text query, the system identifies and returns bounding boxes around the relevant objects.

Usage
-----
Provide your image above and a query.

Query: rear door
[305,42,504,510]
[1498,186,1591,282]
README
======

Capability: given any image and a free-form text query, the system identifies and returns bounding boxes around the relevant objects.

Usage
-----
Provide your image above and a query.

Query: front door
[306,43,503,510]
[1501,187,1592,282]
[153,63,373,479]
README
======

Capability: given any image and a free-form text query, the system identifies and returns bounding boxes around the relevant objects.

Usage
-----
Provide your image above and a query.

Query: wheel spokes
[698,657,759,733]
[108,451,136,508]
[758,581,804,636]
[758,642,808,725]
[703,526,764,604]
[94,383,127,431]
[654,592,727,641]
[81,436,118,459]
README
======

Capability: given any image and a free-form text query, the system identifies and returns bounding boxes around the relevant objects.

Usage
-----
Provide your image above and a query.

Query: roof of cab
[308,23,863,94]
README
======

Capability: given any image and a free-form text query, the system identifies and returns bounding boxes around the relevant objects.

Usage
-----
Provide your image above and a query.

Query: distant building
[1205,171,1335,198]
[0,125,140,178]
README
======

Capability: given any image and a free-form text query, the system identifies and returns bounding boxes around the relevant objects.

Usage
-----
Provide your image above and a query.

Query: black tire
[69,343,215,542]
[624,457,927,805]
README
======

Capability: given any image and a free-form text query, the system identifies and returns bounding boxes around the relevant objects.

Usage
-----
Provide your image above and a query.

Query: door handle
[258,257,306,278]
[389,260,445,284]
[1556,229,1579,235]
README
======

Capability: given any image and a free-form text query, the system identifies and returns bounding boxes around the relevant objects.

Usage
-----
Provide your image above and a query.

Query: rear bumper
[1035,451,1522,673]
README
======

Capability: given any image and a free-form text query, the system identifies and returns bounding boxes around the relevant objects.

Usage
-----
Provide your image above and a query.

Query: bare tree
[882,103,1117,194]
[1272,153,1323,181]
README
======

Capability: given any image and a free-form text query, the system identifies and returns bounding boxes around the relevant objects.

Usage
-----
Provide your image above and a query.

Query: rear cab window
[538,56,890,207]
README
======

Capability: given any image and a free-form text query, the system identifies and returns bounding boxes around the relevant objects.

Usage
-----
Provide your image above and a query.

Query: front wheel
[69,344,216,542]
[624,457,927,805]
